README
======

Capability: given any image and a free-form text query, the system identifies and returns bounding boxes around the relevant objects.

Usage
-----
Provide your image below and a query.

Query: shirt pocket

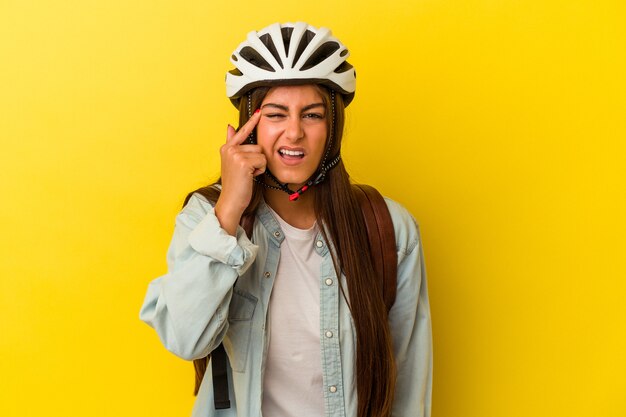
[223,288,257,373]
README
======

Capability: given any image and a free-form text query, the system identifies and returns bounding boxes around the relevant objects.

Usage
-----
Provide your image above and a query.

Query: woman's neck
[263,187,317,229]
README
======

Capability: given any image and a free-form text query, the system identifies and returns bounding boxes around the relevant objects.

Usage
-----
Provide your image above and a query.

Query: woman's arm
[139,193,258,360]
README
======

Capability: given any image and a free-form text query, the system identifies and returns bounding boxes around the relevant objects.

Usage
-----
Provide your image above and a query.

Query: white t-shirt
[262,207,324,417]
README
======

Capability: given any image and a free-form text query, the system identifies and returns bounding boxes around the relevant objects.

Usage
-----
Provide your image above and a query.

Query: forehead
[262,85,324,106]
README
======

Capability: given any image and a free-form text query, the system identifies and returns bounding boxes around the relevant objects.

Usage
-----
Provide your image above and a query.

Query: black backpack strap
[211,344,231,409]
[352,184,397,312]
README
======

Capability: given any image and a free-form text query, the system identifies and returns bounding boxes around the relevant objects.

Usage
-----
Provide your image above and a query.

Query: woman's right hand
[214,109,265,236]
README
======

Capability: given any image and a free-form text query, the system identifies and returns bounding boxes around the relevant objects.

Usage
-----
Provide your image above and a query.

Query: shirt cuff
[187,206,258,276]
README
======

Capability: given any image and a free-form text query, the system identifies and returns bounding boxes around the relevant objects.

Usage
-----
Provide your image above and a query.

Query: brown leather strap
[352,184,397,312]
[193,357,208,396]
[241,214,255,239]
[353,185,384,297]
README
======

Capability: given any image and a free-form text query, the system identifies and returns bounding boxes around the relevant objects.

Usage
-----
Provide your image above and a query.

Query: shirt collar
[256,200,330,256]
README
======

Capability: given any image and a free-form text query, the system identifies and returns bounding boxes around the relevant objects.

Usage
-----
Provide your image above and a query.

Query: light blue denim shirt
[140,192,432,416]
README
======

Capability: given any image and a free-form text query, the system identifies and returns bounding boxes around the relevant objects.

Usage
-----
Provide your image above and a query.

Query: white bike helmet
[226,22,356,107]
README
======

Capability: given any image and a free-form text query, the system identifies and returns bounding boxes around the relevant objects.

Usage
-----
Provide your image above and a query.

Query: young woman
[140,22,432,417]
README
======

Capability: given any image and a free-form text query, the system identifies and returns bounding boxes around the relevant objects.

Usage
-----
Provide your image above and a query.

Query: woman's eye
[265,113,286,119]
[303,113,324,119]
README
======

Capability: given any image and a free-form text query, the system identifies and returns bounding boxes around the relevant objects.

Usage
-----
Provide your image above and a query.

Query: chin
[266,169,315,189]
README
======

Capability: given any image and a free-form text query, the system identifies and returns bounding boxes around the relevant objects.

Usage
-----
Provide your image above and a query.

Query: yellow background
[1,1,624,416]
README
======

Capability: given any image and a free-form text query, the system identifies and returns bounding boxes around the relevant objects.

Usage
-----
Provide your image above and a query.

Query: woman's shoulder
[382,196,421,257]
[186,191,213,207]
[176,185,221,226]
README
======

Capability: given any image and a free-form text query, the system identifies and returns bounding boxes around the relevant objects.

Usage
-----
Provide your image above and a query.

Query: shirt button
[329,385,337,393]
[264,271,271,278]
[316,240,324,248]
[325,278,333,286]
[274,231,281,238]
[325,330,333,338]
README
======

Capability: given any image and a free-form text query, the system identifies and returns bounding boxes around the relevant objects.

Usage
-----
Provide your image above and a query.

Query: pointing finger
[229,109,262,145]
[226,124,236,142]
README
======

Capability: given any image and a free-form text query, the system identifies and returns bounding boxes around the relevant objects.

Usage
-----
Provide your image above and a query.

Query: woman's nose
[284,116,304,141]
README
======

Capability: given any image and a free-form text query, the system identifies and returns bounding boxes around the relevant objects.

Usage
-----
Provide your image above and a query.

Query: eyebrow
[261,102,326,112]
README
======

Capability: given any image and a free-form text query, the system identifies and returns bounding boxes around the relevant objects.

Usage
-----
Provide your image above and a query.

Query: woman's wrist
[214,198,244,236]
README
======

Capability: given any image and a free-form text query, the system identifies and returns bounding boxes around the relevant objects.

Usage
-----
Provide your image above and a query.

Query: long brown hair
[189,86,396,417]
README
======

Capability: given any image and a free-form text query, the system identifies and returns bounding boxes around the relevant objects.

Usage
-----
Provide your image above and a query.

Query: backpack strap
[241,213,255,239]
[210,344,231,409]
[351,184,397,312]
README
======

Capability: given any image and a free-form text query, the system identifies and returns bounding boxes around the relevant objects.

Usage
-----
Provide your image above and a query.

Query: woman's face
[256,85,328,188]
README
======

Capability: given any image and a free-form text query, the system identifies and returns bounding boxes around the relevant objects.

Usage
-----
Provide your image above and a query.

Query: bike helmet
[226,22,356,108]
[226,22,354,201]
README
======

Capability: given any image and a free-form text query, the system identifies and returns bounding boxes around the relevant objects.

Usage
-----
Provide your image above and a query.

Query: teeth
[280,149,304,156]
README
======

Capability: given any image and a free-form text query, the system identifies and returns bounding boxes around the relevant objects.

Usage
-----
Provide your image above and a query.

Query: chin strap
[256,153,341,200]
[252,90,339,201]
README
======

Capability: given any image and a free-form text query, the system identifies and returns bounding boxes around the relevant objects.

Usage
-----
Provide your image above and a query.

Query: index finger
[229,108,262,145]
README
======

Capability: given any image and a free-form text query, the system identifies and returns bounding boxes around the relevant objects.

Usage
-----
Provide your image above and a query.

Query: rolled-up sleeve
[139,193,258,360]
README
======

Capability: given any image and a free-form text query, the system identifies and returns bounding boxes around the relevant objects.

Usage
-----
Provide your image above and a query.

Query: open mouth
[278,148,305,160]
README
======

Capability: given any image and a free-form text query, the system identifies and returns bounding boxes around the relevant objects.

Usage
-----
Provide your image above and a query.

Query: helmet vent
[259,33,283,69]
[301,42,340,71]
[240,46,275,72]
[281,27,294,57]
[333,61,354,74]
[226,23,356,107]
[292,29,316,68]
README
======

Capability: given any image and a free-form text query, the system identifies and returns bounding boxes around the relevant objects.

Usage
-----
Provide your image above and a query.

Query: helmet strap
[245,92,256,144]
